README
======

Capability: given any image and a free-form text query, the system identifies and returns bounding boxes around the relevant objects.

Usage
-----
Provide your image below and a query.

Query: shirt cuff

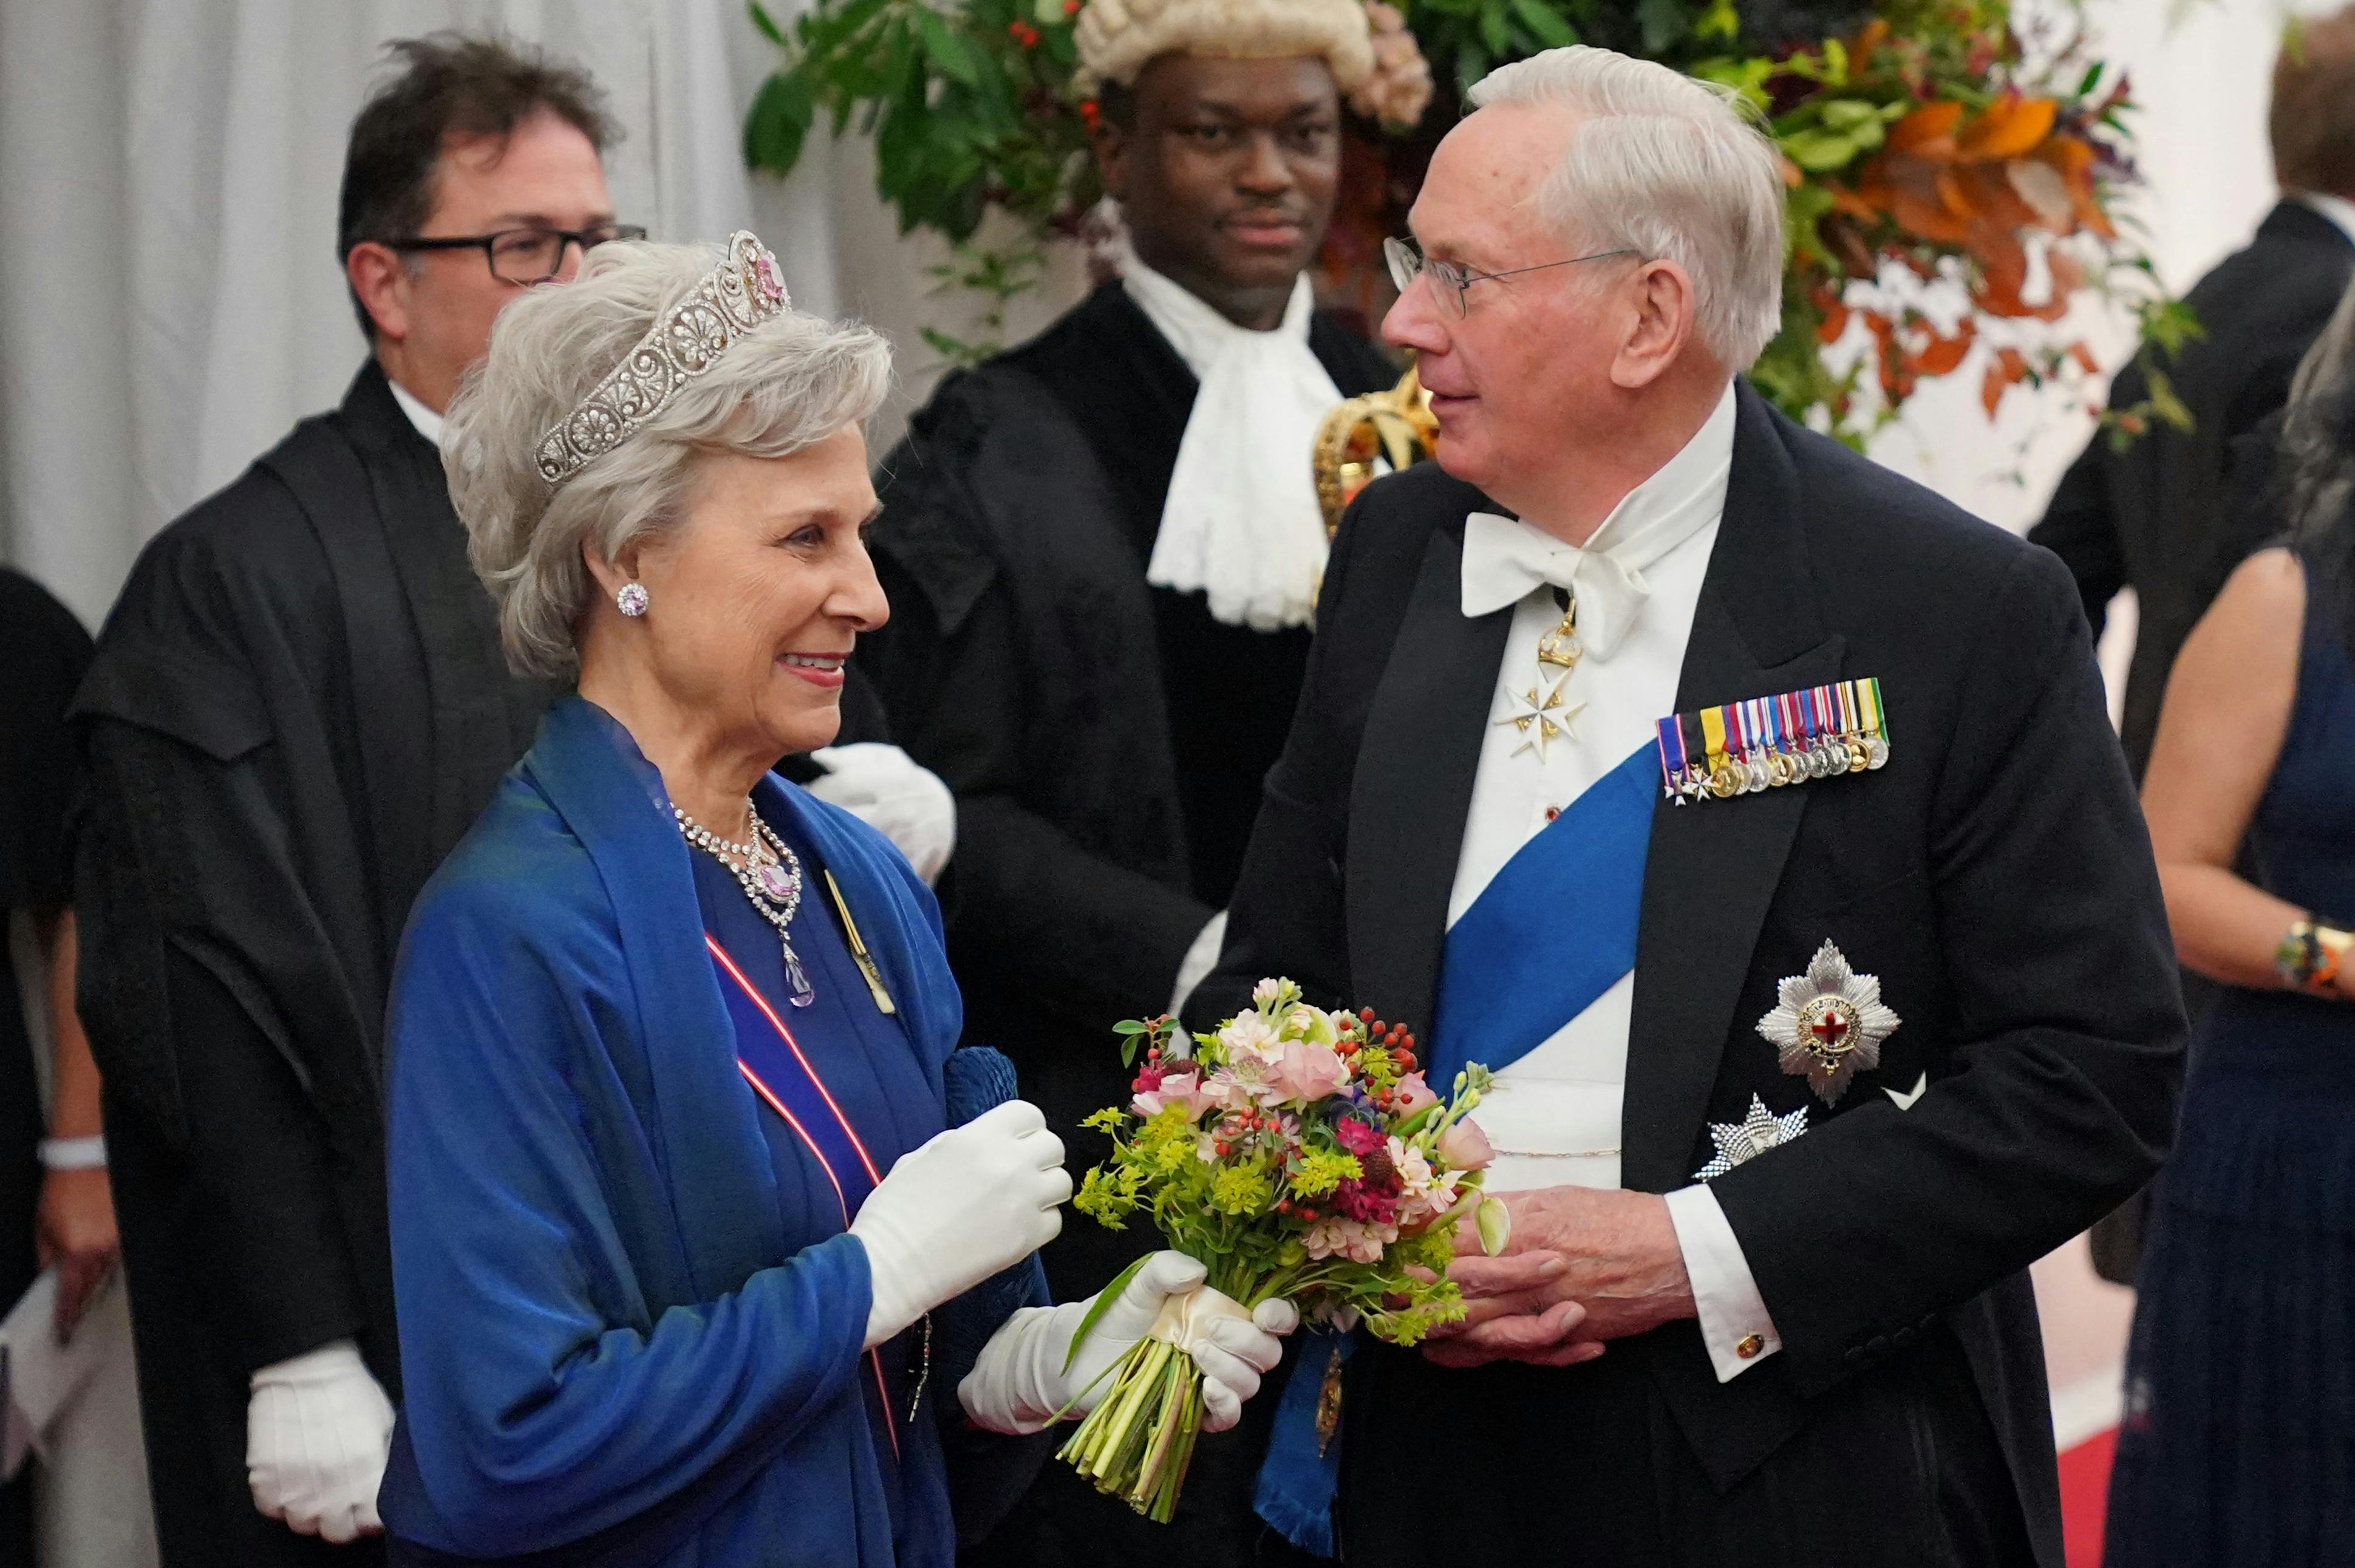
[1664,1183,1781,1382]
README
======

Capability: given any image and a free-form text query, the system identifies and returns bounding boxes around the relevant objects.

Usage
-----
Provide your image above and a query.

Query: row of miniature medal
[1653,677,1890,805]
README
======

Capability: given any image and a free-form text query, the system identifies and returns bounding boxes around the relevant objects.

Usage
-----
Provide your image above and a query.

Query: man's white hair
[1468,46,1786,369]
[444,239,892,679]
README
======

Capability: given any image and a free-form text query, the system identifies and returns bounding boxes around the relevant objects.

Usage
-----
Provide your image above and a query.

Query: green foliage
[746,0,2181,438]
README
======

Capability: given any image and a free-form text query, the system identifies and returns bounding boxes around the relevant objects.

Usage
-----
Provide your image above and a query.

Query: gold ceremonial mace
[1312,360,1441,539]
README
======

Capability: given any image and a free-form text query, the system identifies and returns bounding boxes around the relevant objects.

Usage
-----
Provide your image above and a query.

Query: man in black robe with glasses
[72,35,629,1563]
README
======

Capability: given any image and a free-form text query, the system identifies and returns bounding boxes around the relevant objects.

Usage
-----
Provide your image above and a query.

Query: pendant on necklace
[755,861,797,902]
[1536,596,1582,673]
[783,939,817,1007]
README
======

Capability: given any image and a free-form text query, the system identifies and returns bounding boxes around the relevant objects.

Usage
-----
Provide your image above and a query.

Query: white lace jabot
[1121,248,1345,632]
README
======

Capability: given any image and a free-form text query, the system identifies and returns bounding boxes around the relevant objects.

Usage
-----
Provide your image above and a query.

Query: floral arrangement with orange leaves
[1706,6,2194,445]
[749,0,2189,441]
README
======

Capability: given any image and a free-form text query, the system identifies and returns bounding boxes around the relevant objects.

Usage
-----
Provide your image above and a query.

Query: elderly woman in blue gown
[373,234,1296,1566]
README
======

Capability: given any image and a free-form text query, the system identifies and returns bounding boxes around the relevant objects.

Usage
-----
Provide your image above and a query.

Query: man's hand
[1422,1186,1696,1369]
[35,1166,121,1339]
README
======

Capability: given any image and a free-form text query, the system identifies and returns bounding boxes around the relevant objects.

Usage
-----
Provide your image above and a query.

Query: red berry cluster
[1007,19,1041,47]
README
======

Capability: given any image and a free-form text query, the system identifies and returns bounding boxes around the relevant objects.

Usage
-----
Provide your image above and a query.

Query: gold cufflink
[1736,1334,1765,1360]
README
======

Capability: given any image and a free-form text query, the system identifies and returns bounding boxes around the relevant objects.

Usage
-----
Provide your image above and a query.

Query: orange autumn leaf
[1818,298,1852,345]
[1981,347,2030,419]
[2068,341,2102,376]
[1779,154,1805,188]
[1960,94,2058,161]
[1955,164,2038,234]
[1827,182,1883,222]
[1887,100,1965,157]
[1916,319,1977,376]
[1853,18,1890,55]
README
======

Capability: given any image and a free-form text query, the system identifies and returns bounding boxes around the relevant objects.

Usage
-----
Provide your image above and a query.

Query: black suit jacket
[1196,382,2186,1561]
[2032,200,2354,778]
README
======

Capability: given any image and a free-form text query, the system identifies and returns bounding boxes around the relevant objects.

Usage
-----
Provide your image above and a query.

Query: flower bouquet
[1060,978,1504,1520]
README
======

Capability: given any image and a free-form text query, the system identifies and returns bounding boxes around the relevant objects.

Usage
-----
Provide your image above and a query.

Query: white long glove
[247,1340,395,1543]
[959,1251,1297,1436]
[850,1099,1068,1348]
[806,744,957,885]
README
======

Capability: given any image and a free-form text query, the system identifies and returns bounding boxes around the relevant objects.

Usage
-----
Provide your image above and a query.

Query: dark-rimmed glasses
[1383,236,1638,318]
[386,224,649,285]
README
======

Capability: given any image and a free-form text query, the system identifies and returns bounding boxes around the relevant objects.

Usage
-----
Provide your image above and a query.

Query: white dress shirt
[1446,381,1781,1382]
[388,378,445,449]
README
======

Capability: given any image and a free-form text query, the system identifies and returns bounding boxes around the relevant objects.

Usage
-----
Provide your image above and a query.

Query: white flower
[1219,1010,1285,1066]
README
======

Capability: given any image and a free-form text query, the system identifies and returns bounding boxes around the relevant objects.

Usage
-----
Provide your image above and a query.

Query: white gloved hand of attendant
[247,1339,395,1542]
[959,1250,1296,1435]
[807,744,957,885]
[850,1099,1068,1348]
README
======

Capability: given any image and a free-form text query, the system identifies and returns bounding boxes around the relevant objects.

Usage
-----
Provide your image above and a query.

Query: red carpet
[2058,1426,2117,1568]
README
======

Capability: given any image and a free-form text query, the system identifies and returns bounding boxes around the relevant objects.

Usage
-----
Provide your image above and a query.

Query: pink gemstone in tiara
[754,254,785,303]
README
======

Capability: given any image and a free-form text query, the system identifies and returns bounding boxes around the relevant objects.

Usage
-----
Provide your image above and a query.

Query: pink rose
[1269,1039,1350,1106]
[1133,1071,1216,1122]
[1437,1118,1496,1173]
[1391,1072,1439,1117]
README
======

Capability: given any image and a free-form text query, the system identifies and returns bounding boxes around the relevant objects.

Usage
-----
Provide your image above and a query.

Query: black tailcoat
[865,283,1391,1565]
[2033,200,2354,779]
[70,364,556,1567]
[1195,382,2187,1567]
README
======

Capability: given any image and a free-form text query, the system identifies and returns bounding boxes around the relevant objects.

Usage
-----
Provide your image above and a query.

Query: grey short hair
[1468,46,1786,369]
[443,239,893,678]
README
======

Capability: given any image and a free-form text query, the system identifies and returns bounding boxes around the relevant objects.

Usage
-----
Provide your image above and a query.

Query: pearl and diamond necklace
[675,803,816,1006]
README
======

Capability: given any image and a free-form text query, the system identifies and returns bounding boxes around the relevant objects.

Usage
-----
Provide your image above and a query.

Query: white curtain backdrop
[0,0,846,629]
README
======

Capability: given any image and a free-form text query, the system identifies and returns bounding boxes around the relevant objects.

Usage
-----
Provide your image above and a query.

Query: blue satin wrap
[377,697,1021,1566]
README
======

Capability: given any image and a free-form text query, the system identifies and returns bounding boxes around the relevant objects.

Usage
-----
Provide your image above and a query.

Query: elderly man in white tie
[1195,43,2184,1568]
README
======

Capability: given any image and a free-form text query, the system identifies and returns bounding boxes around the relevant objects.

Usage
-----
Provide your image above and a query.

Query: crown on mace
[534,230,791,488]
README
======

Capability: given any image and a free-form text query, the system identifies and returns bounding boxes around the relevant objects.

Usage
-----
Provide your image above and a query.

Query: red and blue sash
[706,933,900,1455]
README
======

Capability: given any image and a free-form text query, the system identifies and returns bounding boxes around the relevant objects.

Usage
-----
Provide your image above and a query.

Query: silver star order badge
[1694,1094,1810,1181]
[1494,673,1585,760]
[1755,940,1900,1104]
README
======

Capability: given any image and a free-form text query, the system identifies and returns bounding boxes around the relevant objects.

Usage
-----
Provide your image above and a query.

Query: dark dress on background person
[2103,551,2355,1568]
[0,568,95,1565]
[69,362,557,1567]
[863,282,1392,1563]
[2030,198,2354,1281]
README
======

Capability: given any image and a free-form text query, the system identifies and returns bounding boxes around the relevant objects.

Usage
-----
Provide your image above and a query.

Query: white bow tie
[1459,512,1666,663]
[1456,383,1739,657]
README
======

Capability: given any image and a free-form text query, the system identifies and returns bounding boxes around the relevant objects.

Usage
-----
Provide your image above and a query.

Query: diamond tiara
[533,230,792,487]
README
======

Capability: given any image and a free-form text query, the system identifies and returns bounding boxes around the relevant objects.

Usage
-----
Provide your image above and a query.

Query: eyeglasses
[1383,236,1639,318]
[386,224,649,285]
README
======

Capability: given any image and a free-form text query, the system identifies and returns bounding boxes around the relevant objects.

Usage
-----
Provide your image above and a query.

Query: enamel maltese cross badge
[1756,940,1900,1104]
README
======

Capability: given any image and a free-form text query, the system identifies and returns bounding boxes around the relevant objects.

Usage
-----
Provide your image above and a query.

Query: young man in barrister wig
[861,2,1423,1559]
[1193,46,2186,1567]
[70,33,943,1565]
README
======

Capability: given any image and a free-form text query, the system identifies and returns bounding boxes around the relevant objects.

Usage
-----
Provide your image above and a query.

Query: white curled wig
[1074,0,1377,95]
[442,239,892,680]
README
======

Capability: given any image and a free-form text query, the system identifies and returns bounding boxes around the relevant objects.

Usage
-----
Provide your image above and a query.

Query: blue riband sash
[1254,743,1656,1556]
[707,932,898,1454]
[1426,742,1657,1088]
